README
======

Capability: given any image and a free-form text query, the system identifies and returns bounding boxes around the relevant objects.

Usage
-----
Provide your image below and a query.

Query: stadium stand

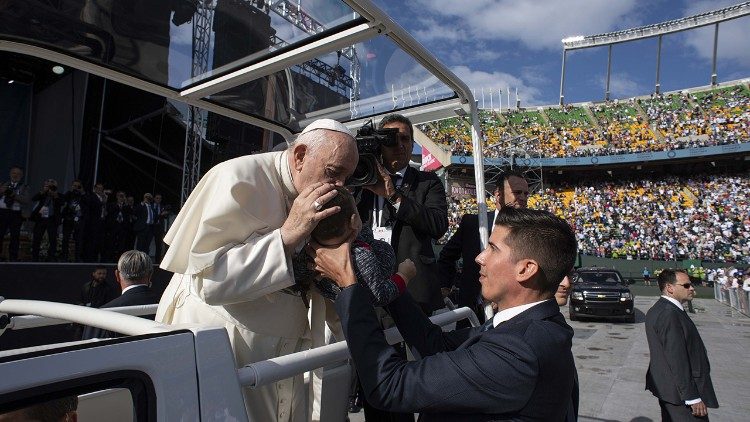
[417,82,750,158]
[441,172,750,265]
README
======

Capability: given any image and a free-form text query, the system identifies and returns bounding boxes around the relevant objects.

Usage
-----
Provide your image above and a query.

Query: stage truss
[482,134,543,197]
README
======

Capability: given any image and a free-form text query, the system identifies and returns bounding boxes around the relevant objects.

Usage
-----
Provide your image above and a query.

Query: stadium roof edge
[562,1,750,50]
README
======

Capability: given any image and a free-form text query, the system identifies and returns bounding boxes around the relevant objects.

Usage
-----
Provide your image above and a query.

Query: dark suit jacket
[81,285,161,340]
[131,202,153,233]
[336,284,577,421]
[645,297,718,408]
[357,166,448,313]
[437,212,494,310]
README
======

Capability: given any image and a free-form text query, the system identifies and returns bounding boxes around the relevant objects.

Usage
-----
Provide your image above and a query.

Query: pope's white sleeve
[197,228,294,305]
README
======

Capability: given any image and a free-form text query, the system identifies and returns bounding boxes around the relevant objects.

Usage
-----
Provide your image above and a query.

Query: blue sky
[372,0,750,107]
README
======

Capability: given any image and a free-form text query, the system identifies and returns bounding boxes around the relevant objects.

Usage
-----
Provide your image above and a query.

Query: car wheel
[624,314,635,323]
[569,312,578,321]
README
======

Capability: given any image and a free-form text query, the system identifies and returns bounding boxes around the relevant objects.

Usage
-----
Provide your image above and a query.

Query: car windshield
[577,272,622,284]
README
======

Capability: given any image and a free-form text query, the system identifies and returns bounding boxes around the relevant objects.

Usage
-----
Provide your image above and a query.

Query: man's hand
[306,239,356,288]
[690,400,707,417]
[363,161,397,199]
[280,182,340,254]
[397,259,416,282]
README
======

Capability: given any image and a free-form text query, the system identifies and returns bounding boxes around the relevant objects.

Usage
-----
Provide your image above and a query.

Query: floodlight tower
[558,2,750,104]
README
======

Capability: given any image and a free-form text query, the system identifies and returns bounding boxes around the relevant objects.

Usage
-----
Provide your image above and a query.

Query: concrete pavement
[347,297,750,421]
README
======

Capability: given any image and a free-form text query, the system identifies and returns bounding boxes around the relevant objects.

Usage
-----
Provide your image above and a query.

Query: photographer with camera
[355,114,449,316]
[0,166,29,261]
[61,180,86,262]
[30,178,64,261]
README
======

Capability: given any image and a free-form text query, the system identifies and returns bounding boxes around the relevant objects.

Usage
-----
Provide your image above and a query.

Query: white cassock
[156,150,340,421]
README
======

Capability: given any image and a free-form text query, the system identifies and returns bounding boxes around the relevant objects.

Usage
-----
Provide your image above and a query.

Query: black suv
[569,267,635,323]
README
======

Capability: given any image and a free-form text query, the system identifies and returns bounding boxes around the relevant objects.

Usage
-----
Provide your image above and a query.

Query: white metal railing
[0,298,166,336]
[1,304,159,331]
[237,306,478,389]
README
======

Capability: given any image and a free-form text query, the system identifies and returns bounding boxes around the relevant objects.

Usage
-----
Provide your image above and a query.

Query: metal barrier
[237,306,478,389]
[0,298,165,337]
[713,286,750,317]
[0,304,159,332]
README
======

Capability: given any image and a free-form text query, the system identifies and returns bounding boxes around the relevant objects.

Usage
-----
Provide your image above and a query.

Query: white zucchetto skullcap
[300,118,355,138]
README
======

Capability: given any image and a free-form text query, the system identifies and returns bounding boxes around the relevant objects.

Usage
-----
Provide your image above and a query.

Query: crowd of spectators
[417,83,750,158]
[0,170,171,264]
[442,172,750,265]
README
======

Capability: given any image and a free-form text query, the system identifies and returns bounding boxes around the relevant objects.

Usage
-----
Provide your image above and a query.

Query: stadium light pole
[558,49,567,105]
[605,44,612,101]
[711,23,719,86]
[655,35,662,94]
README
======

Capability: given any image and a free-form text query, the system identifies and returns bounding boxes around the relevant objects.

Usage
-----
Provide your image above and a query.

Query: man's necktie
[383,174,401,224]
[479,319,494,332]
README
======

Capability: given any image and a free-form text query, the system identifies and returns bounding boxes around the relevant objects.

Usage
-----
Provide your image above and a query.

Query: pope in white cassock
[155,119,359,421]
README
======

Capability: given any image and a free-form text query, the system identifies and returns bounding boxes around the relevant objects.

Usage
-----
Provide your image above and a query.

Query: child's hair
[311,187,357,243]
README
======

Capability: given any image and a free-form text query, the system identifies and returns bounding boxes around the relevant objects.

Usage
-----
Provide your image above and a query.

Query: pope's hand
[281,182,340,254]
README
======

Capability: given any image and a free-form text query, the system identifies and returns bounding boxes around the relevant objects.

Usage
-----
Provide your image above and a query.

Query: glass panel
[0,0,359,89]
[209,35,457,127]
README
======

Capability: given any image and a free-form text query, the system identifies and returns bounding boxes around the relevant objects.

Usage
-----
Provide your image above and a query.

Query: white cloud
[681,1,750,67]
[598,72,644,98]
[412,0,640,50]
[449,65,545,106]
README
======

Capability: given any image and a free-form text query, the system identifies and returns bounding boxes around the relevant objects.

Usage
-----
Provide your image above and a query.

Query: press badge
[373,226,393,244]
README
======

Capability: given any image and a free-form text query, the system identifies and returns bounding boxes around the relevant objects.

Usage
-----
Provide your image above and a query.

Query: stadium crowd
[442,172,750,265]
[418,83,750,158]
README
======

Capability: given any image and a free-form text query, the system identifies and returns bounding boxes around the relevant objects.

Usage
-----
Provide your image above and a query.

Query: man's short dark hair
[492,170,526,194]
[657,269,687,292]
[312,187,357,243]
[19,396,78,420]
[378,114,414,138]
[494,208,577,295]
[94,265,106,271]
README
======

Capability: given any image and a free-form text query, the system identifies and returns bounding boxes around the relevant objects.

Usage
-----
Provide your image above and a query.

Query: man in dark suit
[310,208,579,420]
[437,172,529,326]
[356,113,448,316]
[105,191,133,262]
[82,250,160,339]
[133,193,156,255]
[645,269,718,420]
[83,182,108,262]
[30,178,64,261]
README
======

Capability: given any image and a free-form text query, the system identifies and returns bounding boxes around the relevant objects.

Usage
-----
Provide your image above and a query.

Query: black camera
[49,185,57,192]
[346,120,399,187]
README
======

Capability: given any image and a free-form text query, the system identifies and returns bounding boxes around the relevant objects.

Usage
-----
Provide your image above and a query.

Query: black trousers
[83,219,105,262]
[659,400,710,421]
[61,219,84,261]
[31,218,59,260]
[135,226,154,254]
[0,209,23,260]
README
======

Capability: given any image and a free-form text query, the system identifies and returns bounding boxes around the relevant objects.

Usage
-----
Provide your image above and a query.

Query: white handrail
[0,299,168,336]
[237,306,477,388]
[2,304,159,331]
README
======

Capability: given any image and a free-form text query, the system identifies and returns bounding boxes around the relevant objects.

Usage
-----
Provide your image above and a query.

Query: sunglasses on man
[674,282,693,289]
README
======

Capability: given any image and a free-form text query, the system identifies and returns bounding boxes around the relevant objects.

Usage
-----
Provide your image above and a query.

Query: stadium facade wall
[578,255,739,280]
[450,142,750,168]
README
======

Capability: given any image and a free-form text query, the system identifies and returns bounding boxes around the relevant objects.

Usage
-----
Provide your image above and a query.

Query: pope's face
[294,130,358,191]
